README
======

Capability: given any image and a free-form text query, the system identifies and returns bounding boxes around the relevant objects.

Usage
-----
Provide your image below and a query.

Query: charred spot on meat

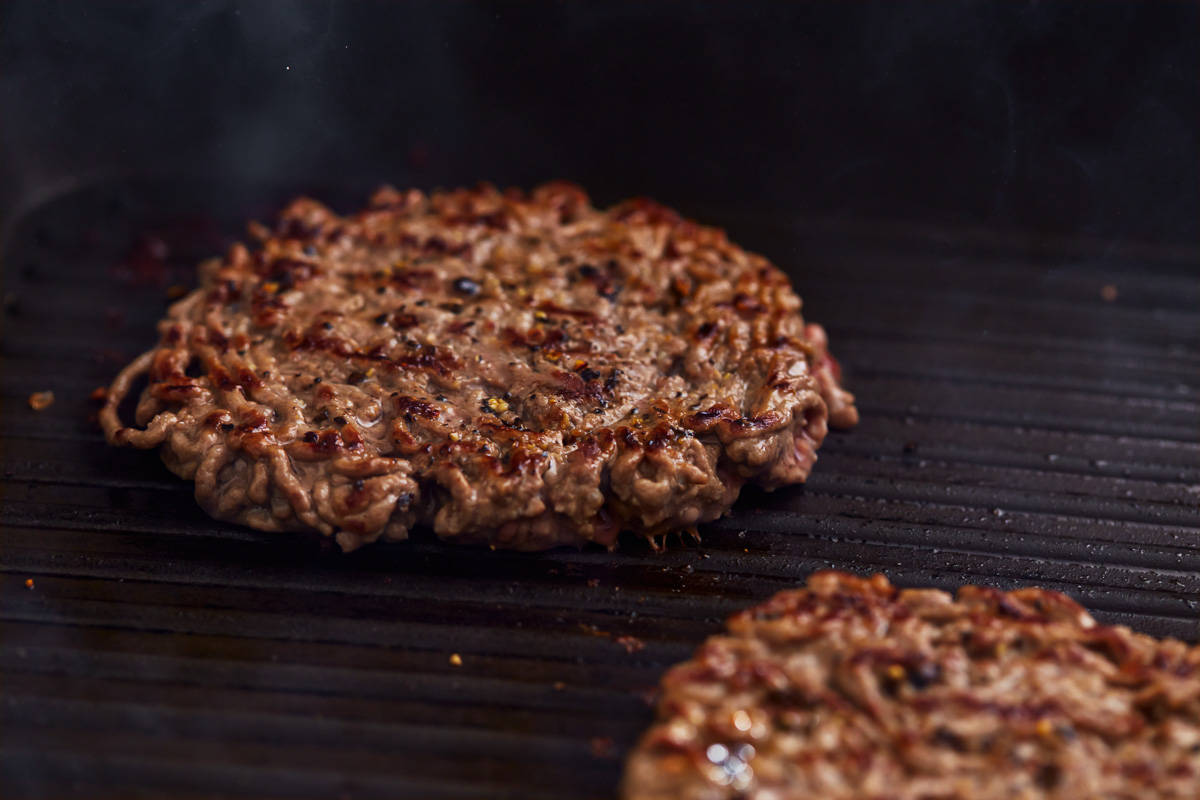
[100,182,857,551]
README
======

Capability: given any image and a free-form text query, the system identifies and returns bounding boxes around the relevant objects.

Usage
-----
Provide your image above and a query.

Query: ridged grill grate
[2,179,1198,799]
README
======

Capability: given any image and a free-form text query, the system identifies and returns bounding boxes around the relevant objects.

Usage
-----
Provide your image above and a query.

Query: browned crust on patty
[100,182,857,551]
[623,571,1200,800]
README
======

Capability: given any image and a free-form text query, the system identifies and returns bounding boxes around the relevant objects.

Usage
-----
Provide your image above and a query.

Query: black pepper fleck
[452,277,480,296]
[908,662,941,689]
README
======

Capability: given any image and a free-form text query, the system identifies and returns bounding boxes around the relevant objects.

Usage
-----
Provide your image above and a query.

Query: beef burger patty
[623,571,1200,799]
[101,183,856,551]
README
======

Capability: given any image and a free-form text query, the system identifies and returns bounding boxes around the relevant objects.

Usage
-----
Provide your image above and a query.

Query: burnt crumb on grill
[99,182,856,552]
[616,635,645,654]
[28,390,54,411]
[622,571,1200,800]
[590,737,617,759]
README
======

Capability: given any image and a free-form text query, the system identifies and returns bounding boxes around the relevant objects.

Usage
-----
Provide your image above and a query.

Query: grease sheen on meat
[100,183,857,551]
[623,572,1200,800]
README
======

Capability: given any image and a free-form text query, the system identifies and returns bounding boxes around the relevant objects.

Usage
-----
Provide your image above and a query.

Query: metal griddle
[2,178,1198,799]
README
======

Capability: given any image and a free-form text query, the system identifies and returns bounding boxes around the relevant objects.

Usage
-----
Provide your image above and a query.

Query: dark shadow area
[1,1,1196,246]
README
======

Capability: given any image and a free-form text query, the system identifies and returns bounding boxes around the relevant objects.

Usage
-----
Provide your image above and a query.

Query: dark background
[1,0,1197,245]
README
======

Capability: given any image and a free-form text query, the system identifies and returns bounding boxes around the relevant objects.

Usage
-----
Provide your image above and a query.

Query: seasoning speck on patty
[100,182,856,551]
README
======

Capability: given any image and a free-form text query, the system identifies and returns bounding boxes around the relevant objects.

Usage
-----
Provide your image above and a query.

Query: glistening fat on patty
[101,182,857,551]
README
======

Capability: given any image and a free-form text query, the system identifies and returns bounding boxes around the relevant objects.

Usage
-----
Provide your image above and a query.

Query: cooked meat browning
[623,572,1200,799]
[100,182,856,551]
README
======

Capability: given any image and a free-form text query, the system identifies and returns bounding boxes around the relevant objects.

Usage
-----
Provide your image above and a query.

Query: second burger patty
[623,572,1200,800]
[101,182,857,551]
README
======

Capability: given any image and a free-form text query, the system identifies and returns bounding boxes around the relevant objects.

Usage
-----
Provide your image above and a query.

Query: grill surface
[2,179,1198,799]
